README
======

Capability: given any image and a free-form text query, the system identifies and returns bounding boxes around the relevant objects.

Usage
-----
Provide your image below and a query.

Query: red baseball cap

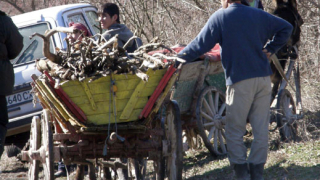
[69,22,92,36]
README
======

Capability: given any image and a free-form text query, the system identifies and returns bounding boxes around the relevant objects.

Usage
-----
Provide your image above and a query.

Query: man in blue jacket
[178,0,292,179]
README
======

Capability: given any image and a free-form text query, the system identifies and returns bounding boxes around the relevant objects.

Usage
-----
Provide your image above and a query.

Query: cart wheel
[132,158,146,180]
[185,129,203,150]
[152,157,165,180]
[5,144,21,158]
[276,89,298,141]
[75,165,85,180]
[150,118,165,180]
[162,100,183,180]
[196,86,227,156]
[41,109,54,180]
[101,165,112,180]
[28,116,41,180]
[116,158,128,180]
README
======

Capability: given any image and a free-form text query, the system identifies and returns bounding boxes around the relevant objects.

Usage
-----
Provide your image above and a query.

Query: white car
[5,3,101,151]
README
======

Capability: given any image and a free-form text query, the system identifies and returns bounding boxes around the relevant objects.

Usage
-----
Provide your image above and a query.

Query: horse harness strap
[270,54,296,92]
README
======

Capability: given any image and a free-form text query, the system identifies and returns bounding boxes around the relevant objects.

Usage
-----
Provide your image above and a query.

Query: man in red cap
[67,22,92,51]
[54,22,92,178]
[69,22,92,36]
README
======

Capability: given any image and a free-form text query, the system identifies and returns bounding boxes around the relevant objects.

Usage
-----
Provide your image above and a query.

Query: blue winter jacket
[178,3,293,85]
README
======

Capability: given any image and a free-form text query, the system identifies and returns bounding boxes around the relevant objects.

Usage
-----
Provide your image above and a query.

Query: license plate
[6,90,33,106]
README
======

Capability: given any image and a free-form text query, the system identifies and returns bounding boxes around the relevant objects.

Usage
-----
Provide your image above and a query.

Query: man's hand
[262,49,271,59]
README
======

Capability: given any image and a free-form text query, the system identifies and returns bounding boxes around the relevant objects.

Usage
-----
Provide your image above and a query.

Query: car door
[7,21,56,136]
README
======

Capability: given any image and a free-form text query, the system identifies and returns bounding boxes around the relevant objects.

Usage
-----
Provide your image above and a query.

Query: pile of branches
[34,27,184,83]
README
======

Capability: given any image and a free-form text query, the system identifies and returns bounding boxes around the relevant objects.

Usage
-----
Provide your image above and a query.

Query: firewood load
[33,27,185,84]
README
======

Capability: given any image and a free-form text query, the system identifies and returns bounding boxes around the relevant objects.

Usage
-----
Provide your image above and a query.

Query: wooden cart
[20,49,228,180]
[172,59,228,157]
[176,54,305,160]
[20,45,303,179]
[269,55,304,142]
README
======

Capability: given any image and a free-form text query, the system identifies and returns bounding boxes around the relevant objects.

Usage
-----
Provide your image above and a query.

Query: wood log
[31,27,75,63]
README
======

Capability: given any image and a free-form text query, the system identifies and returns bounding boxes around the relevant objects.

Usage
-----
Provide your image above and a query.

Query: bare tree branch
[2,0,25,13]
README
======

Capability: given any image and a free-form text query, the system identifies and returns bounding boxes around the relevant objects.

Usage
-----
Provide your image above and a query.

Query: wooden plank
[119,79,147,120]
[87,109,144,125]
[36,79,85,127]
[119,69,166,120]
[61,85,86,97]
[43,72,87,123]
[140,65,176,119]
[81,81,97,111]
[149,71,180,115]
[189,60,210,116]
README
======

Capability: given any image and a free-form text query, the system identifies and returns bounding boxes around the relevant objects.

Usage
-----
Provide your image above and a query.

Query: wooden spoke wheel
[148,117,165,180]
[28,116,41,180]
[196,86,227,156]
[152,158,165,180]
[185,129,203,150]
[100,165,112,180]
[162,100,183,180]
[116,158,128,180]
[40,109,54,180]
[131,158,147,180]
[276,89,298,142]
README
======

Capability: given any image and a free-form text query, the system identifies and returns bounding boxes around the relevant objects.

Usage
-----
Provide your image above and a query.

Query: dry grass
[0,111,319,180]
[178,114,320,180]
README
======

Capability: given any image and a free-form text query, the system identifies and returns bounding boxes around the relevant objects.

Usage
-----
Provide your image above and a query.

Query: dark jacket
[0,11,23,95]
[102,23,136,51]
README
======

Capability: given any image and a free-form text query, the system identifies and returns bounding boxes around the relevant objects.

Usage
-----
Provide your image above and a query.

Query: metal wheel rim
[196,86,227,156]
[28,116,41,180]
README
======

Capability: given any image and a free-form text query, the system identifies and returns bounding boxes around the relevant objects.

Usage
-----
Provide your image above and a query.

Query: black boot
[233,163,250,180]
[0,124,7,158]
[249,163,265,180]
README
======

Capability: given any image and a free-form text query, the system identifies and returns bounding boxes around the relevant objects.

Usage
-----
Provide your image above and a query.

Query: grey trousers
[225,76,271,165]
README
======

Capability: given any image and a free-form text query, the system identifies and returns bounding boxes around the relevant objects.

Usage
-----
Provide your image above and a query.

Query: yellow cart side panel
[60,69,167,125]
[87,109,143,125]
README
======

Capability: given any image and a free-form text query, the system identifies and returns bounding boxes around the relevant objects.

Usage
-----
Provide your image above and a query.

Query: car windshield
[11,23,53,65]
[85,11,105,35]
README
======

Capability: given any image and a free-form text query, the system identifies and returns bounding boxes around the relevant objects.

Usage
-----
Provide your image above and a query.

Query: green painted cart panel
[172,60,226,114]
[173,80,197,113]
[205,72,226,92]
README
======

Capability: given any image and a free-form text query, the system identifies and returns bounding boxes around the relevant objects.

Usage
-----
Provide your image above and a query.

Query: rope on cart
[111,75,125,142]
[103,75,113,156]
[103,73,125,156]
